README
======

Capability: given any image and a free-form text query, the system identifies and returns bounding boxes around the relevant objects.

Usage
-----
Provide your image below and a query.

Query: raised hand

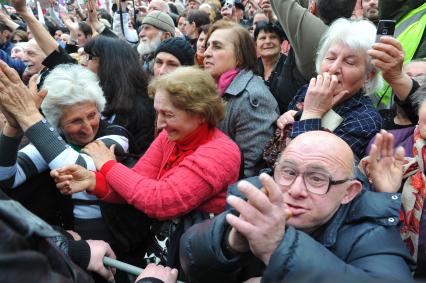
[226,173,291,265]
[59,11,79,32]
[368,130,405,193]
[0,60,42,130]
[10,0,27,13]
[51,164,96,195]
[81,140,116,170]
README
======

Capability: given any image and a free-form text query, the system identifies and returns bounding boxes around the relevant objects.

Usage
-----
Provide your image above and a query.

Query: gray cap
[142,11,175,36]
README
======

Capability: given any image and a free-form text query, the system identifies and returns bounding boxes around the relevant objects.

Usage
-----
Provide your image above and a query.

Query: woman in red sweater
[51,66,241,270]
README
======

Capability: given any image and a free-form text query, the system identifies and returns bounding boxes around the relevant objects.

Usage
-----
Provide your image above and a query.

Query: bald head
[283,131,355,176]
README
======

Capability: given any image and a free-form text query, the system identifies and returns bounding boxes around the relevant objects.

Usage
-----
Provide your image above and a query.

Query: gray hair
[40,64,106,129]
[315,18,383,96]
[409,76,426,113]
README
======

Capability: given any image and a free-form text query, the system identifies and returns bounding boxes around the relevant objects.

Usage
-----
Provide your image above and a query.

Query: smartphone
[376,20,396,42]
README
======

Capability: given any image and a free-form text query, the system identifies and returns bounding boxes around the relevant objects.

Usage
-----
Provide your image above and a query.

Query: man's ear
[161,32,173,41]
[366,68,376,82]
[341,180,362,205]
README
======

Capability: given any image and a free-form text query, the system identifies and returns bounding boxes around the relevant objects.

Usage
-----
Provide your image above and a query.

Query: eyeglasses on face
[273,164,353,195]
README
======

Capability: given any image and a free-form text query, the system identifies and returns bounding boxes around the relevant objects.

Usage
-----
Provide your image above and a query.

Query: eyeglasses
[273,164,353,195]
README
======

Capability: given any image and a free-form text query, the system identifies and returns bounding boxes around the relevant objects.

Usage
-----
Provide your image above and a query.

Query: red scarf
[217,68,240,97]
[159,123,213,178]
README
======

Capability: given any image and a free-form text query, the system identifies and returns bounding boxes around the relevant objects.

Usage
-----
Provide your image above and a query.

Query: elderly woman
[276,18,383,160]
[0,63,136,274]
[254,21,289,113]
[51,67,241,270]
[203,20,278,177]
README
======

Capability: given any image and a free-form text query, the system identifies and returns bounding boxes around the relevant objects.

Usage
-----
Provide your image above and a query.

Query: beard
[137,34,162,56]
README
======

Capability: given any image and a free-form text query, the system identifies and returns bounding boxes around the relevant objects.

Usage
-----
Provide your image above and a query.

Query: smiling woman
[51,67,241,273]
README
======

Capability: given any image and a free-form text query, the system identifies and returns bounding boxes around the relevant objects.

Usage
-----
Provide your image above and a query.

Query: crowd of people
[0,0,425,282]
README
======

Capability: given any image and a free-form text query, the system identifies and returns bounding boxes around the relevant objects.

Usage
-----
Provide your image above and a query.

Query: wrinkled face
[22,42,46,76]
[256,30,281,59]
[276,141,356,232]
[362,0,379,22]
[319,42,370,99]
[405,61,426,79]
[187,0,200,10]
[138,26,163,56]
[148,1,165,12]
[154,52,181,76]
[59,102,100,146]
[11,46,24,60]
[178,17,187,34]
[204,29,238,80]
[154,88,203,142]
[196,31,207,58]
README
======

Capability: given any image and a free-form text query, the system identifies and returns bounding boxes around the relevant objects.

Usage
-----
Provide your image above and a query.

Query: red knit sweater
[93,128,241,220]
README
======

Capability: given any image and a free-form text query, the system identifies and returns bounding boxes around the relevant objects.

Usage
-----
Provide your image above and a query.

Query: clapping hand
[226,173,291,265]
[368,130,405,193]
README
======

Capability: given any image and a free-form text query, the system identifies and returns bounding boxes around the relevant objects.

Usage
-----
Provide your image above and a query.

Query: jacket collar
[318,188,401,247]
[224,69,254,97]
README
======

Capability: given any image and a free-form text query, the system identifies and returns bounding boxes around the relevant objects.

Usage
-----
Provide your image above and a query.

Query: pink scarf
[217,68,240,96]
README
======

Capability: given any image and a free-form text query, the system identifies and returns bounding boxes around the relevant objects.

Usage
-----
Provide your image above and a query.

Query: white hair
[40,64,106,130]
[315,18,383,96]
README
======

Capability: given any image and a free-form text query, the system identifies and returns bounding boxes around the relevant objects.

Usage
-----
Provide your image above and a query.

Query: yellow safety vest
[375,2,426,108]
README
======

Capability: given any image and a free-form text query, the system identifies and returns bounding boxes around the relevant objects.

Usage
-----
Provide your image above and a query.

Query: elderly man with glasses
[180,130,414,283]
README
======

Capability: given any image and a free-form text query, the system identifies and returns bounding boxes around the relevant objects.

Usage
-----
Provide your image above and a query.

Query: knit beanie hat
[155,37,195,66]
[142,11,176,36]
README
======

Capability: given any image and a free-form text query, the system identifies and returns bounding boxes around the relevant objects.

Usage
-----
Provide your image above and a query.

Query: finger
[380,130,391,158]
[322,72,331,88]
[226,212,254,236]
[378,36,403,51]
[227,194,261,220]
[258,172,283,205]
[237,180,272,214]
[104,243,117,260]
[109,144,116,154]
[28,74,38,94]
[316,74,324,87]
[170,268,179,279]
[329,74,338,91]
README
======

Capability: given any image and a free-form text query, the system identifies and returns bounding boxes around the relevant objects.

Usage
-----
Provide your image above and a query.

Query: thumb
[35,89,48,109]
[109,144,116,154]
[28,74,39,93]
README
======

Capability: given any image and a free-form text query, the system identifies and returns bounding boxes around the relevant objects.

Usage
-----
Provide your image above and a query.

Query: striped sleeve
[0,119,129,189]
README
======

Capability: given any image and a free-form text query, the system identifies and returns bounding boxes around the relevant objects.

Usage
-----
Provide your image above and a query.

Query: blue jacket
[180,177,415,283]
[0,49,26,77]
